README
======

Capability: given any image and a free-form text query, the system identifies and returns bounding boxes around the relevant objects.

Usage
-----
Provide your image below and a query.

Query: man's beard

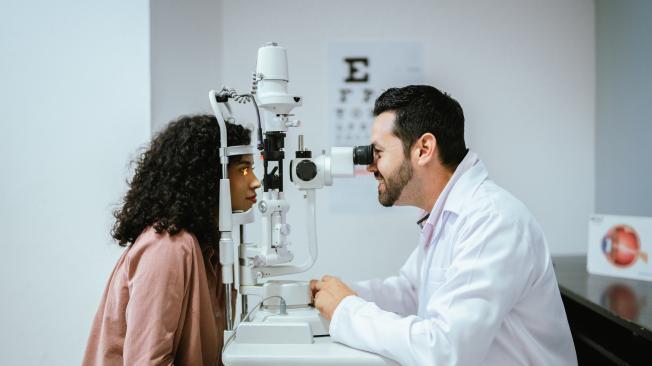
[376,160,413,207]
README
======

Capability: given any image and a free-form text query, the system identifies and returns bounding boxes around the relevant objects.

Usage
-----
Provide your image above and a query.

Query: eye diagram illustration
[601,225,649,267]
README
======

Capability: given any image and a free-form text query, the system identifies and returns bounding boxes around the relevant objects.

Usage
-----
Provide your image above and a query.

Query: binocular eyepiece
[353,144,374,165]
[291,144,375,188]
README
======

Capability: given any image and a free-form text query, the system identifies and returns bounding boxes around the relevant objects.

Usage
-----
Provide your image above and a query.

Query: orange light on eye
[242,168,248,176]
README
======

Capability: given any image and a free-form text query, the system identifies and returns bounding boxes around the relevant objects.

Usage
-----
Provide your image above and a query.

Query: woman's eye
[240,167,249,176]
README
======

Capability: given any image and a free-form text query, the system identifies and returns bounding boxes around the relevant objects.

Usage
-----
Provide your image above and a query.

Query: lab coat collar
[442,151,487,216]
[418,150,486,233]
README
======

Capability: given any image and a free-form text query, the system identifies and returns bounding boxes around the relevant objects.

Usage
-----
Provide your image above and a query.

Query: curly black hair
[112,114,252,248]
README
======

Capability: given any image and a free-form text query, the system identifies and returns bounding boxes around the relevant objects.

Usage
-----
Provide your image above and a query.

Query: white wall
[151,0,223,134]
[217,0,595,284]
[595,0,652,216]
[0,1,150,364]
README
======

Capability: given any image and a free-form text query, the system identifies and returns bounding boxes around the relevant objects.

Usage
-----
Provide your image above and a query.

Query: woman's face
[228,154,261,211]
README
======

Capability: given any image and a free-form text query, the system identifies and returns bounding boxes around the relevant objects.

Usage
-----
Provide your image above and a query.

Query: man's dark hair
[112,114,251,248]
[373,85,467,169]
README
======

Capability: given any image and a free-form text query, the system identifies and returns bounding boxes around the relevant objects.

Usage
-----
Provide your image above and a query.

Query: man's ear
[413,133,437,167]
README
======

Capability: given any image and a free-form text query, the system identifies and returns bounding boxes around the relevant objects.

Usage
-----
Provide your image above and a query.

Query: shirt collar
[416,212,430,229]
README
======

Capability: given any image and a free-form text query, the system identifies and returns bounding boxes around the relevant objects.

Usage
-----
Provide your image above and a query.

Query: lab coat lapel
[422,151,480,250]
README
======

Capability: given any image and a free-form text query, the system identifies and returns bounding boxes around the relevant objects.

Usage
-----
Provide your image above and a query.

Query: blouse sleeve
[123,235,193,365]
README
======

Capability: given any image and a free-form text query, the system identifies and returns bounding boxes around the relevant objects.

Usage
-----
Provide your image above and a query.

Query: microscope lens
[353,144,374,165]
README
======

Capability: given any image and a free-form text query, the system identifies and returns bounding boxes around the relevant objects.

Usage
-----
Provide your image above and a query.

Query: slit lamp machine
[209,42,397,366]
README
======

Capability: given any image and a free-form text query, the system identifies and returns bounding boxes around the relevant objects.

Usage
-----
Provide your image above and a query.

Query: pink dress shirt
[82,227,225,366]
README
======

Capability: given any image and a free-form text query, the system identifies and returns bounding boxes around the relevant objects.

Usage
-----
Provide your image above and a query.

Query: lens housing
[353,144,374,165]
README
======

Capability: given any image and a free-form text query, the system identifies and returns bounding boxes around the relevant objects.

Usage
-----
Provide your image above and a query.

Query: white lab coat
[330,151,577,366]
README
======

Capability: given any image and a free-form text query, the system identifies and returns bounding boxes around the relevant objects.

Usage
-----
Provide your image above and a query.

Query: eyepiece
[353,144,374,165]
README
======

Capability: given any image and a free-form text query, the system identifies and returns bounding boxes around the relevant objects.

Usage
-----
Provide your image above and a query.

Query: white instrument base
[223,306,397,366]
[224,335,398,366]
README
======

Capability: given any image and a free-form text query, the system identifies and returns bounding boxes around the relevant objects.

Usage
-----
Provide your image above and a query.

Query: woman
[83,114,261,365]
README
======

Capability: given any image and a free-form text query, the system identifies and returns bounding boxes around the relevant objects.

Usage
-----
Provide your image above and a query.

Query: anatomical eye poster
[327,42,424,213]
[588,214,652,281]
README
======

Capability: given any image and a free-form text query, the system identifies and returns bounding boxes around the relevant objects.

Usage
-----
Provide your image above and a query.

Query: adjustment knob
[295,160,317,181]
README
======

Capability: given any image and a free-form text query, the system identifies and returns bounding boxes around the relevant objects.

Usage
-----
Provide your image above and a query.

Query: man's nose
[366,161,377,174]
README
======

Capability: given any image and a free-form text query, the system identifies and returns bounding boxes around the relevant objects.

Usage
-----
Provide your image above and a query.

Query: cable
[234,93,263,152]
[250,96,263,152]
[221,295,287,360]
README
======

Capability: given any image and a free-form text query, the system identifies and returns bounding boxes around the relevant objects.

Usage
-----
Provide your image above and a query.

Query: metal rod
[225,283,233,330]
[239,224,247,321]
[241,295,248,321]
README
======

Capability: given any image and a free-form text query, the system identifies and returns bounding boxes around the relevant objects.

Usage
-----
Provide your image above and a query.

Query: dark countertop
[553,256,652,341]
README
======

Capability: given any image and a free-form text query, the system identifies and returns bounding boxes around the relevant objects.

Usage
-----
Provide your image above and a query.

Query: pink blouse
[82,228,225,365]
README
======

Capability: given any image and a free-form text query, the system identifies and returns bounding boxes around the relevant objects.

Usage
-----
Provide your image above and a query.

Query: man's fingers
[313,280,324,292]
[321,274,338,282]
[310,279,319,292]
[314,291,323,310]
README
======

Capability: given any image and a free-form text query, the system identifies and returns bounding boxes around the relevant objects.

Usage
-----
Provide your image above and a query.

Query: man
[311,85,577,365]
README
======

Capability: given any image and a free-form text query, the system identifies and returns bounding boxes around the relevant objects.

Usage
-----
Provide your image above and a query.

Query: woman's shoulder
[126,227,201,265]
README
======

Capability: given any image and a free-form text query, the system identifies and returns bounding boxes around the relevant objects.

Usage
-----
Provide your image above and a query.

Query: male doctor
[311,85,577,365]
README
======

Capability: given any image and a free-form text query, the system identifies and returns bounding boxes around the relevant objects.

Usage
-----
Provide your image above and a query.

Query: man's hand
[310,275,357,320]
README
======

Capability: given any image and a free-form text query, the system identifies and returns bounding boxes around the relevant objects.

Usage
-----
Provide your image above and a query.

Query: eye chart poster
[328,42,424,212]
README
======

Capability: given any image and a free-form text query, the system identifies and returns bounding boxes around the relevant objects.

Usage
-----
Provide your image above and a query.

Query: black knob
[295,160,317,181]
[295,150,312,158]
